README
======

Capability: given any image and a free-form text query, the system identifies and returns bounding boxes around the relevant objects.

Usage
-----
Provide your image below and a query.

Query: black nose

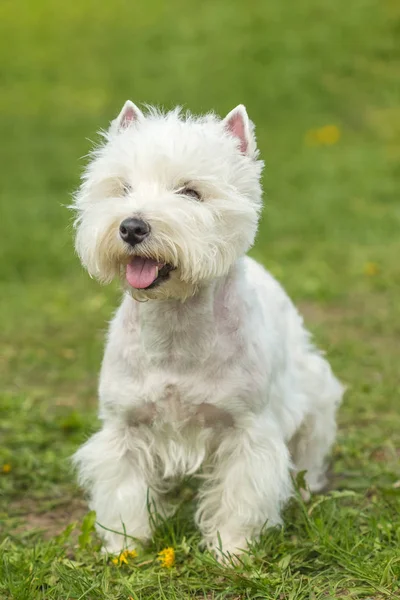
[119,218,151,246]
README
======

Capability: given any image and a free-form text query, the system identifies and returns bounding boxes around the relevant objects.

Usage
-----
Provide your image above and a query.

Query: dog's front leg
[196,417,292,558]
[73,425,156,554]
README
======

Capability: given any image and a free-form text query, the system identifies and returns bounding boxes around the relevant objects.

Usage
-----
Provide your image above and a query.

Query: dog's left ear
[110,100,144,134]
[222,105,256,157]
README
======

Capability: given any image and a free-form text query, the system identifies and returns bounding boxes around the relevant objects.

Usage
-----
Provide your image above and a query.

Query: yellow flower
[111,549,138,565]
[158,546,175,568]
[318,125,341,145]
[2,464,11,474]
[305,125,341,146]
[364,262,379,276]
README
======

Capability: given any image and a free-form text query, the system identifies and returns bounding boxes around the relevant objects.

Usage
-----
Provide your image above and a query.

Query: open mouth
[126,256,175,290]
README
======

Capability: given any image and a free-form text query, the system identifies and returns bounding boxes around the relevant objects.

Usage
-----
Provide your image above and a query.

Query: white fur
[72,103,343,557]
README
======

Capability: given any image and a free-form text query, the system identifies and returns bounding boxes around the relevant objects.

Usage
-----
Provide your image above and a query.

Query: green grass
[1,0,400,597]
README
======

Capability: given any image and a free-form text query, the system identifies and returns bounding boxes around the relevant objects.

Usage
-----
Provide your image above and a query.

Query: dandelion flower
[111,549,138,566]
[364,262,379,276]
[158,547,175,568]
[305,125,341,146]
[2,464,11,474]
[317,125,341,145]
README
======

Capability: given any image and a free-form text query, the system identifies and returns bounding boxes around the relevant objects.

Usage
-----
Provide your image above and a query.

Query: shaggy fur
[72,101,344,557]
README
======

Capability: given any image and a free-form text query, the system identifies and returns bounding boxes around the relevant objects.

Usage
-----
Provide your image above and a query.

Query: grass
[1,0,400,597]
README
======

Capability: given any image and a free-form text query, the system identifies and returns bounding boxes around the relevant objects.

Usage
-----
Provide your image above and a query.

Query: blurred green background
[1,1,400,597]
[1,0,399,541]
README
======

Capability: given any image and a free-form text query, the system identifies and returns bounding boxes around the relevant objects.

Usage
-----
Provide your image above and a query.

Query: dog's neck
[131,263,241,364]
[138,279,219,336]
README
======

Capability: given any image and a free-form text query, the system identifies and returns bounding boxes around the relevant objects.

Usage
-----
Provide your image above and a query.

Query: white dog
[72,101,344,557]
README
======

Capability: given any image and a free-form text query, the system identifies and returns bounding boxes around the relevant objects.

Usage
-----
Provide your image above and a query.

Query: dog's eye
[122,182,132,195]
[180,187,201,201]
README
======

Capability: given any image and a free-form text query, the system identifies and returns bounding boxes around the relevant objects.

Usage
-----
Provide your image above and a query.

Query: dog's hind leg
[289,404,338,495]
[288,341,344,496]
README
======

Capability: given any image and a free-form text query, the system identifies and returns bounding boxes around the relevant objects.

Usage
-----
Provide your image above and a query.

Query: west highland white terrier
[72,101,344,557]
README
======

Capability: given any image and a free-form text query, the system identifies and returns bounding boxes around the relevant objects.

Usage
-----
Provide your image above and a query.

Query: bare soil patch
[11,496,87,539]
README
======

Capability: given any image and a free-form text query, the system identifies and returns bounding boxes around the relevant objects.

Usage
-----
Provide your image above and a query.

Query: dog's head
[72,102,264,300]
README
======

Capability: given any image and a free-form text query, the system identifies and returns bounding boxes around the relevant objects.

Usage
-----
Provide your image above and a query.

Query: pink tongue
[126,257,159,289]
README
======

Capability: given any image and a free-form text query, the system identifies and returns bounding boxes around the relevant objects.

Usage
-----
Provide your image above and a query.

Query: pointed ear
[222,105,255,155]
[114,100,144,132]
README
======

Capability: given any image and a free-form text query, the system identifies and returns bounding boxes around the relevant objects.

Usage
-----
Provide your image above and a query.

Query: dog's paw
[204,535,250,565]
[99,532,139,556]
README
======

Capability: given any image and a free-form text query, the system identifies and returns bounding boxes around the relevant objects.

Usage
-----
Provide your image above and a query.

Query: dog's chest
[102,290,268,427]
[127,382,234,429]
[120,327,248,429]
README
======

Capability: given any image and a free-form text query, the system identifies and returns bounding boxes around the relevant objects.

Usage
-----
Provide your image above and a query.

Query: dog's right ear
[222,105,258,158]
[110,100,144,133]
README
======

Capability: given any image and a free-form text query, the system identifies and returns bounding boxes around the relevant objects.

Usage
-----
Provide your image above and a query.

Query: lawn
[1,0,400,598]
